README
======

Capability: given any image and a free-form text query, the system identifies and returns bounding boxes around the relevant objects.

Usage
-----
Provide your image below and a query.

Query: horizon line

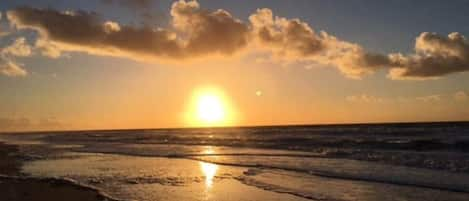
[2,120,469,134]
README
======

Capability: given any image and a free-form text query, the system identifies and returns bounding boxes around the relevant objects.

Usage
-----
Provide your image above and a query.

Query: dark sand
[0,142,115,201]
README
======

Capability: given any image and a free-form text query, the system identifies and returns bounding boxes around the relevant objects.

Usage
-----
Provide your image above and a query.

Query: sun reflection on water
[203,146,215,155]
[199,161,218,187]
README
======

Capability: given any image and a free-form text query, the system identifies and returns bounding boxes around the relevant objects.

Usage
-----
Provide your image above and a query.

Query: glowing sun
[197,93,225,123]
[186,87,236,127]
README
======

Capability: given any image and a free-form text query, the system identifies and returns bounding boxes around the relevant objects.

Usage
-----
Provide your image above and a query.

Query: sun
[197,94,224,123]
[185,87,236,127]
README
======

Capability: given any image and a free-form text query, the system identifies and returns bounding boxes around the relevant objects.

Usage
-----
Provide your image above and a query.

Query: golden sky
[0,0,469,131]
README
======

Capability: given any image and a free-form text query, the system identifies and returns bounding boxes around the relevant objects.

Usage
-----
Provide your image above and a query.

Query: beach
[1,123,469,201]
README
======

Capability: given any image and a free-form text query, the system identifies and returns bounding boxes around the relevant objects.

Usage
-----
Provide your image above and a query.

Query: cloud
[249,8,388,78]
[416,94,442,102]
[2,37,32,57]
[346,94,386,103]
[0,57,27,77]
[7,2,382,78]
[388,32,469,80]
[454,91,468,101]
[249,13,469,79]
[347,92,469,104]
[170,0,249,56]
[6,1,249,62]
[35,37,62,58]
[4,1,469,80]
[0,37,31,77]
[7,8,179,60]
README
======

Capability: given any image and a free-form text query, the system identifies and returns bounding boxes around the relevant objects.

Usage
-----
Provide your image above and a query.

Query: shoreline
[0,142,118,201]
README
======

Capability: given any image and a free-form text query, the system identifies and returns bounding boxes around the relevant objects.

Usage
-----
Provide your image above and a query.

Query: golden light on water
[185,87,237,127]
[203,146,215,155]
[199,161,218,187]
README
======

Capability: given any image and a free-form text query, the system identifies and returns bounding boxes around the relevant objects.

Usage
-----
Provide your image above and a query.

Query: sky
[1,0,469,131]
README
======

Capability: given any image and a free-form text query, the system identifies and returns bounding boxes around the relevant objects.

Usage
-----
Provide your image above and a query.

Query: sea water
[2,122,469,200]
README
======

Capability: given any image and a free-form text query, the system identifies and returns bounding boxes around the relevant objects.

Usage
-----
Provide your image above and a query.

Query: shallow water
[22,152,310,201]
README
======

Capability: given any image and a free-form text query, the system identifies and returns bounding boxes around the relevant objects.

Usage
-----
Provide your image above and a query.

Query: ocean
[1,122,469,201]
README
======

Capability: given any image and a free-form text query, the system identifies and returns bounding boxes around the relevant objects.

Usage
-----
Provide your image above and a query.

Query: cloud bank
[4,0,469,80]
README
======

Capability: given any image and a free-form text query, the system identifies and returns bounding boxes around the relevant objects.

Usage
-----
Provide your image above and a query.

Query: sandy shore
[0,142,116,201]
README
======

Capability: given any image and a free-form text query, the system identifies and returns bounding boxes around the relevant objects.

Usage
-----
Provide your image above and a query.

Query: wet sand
[0,142,115,201]
[0,143,22,175]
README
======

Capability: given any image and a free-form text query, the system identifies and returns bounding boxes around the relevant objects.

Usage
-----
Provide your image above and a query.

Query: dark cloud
[7,6,183,59]
[7,2,249,61]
